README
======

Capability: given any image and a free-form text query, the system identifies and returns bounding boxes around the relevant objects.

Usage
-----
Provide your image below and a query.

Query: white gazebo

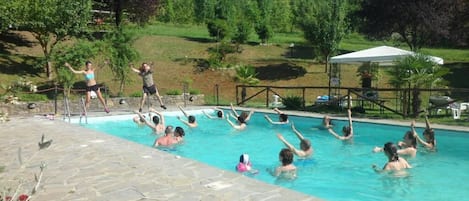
[330,45,444,65]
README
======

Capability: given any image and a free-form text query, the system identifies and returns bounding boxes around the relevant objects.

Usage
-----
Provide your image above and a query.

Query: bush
[17,93,49,102]
[282,96,304,110]
[189,89,200,95]
[129,91,142,97]
[166,89,182,95]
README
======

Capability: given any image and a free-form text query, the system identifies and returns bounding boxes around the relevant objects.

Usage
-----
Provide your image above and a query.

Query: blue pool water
[76,110,469,201]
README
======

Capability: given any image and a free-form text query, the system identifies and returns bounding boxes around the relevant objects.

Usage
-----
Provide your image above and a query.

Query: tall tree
[104,28,139,95]
[295,0,349,72]
[388,54,449,117]
[358,0,458,51]
[8,0,92,79]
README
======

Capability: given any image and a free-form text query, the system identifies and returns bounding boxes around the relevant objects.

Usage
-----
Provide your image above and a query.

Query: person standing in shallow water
[66,61,109,113]
[131,62,166,112]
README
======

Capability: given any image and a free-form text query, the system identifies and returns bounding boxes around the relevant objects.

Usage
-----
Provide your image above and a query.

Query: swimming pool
[75,109,469,201]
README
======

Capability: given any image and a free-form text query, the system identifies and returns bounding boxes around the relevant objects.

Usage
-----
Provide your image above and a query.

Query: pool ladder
[62,96,87,124]
[79,96,88,124]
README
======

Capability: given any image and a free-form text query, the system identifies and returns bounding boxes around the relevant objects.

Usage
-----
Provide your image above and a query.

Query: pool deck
[1,106,467,201]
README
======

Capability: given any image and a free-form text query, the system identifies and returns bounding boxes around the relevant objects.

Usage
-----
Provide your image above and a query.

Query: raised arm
[277,133,297,152]
[65,62,84,74]
[178,105,189,117]
[134,110,155,130]
[347,108,354,136]
[177,116,191,127]
[226,115,241,130]
[130,63,140,73]
[424,115,432,130]
[244,110,254,122]
[291,122,305,141]
[411,120,432,148]
[149,107,165,125]
[273,108,283,114]
[202,110,216,119]
[327,128,344,140]
[230,103,239,117]
[264,115,275,124]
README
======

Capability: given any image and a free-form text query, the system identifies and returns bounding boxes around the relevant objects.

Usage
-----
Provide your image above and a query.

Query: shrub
[189,89,200,95]
[282,96,304,110]
[17,93,49,102]
[129,92,142,97]
[166,89,182,95]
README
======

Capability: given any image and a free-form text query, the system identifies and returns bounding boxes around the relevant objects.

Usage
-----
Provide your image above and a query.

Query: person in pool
[172,126,185,143]
[327,108,353,141]
[202,107,224,119]
[264,108,289,125]
[373,131,417,158]
[177,105,198,128]
[373,122,417,157]
[153,126,175,147]
[230,103,254,123]
[276,123,313,158]
[226,115,247,130]
[130,62,166,112]
[412,116,437,150]
[235,153,258,174]
[268,148,297,179]
[321,115,333,129]
[372,142,412,172]
[134,108,165,134]
[132,113,146,127]
[66,61,109,113]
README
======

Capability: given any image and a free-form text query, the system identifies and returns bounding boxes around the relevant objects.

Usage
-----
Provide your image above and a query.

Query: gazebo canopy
[330,46,444,65]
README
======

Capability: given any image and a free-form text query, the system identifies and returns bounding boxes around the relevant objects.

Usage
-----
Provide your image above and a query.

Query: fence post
[215,84,219,106]
[54,84,58,114]
[266,87,270,108]
[235,86,239,105]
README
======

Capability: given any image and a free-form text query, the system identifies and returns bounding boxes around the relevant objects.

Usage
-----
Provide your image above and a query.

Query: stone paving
[0,110,320,201]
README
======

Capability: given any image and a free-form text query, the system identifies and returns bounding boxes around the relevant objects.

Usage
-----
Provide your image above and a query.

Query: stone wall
[0,94,205,116]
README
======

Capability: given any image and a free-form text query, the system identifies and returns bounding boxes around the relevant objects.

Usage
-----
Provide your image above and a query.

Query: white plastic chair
[451,102,469,119]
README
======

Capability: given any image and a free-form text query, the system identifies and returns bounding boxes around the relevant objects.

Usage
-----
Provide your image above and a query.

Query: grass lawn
[1,23,469,126]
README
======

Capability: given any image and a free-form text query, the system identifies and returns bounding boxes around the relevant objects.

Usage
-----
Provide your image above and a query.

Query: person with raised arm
[230,103,254,122]
[276,123,313,158]
[65,61,109,113]
[327,108,353,141]
[134,107,165,134]
[130,62,166,112]
[265,108,289,125]
[412,116,437,150]
[226,115,247,130]
[372,142,411,173]
[373,121,417,157]
[177,105,198,128]
[202,107,224,119]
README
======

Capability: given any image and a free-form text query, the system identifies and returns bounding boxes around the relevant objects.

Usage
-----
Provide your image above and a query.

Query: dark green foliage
[207,19,232,41]
[282,96,304,110]
[166,89,182,95]
[17,93,48,102]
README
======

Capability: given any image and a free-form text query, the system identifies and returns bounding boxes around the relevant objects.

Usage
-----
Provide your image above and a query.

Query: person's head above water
[342,126,352,136]
[152,115,160,124]
[217,110,223,118]
[279,114,288,122]
[279,148,294,166]
[383,142,399,161]
[164,125,174,135]
[174,126,185,137]
[188,115,196,123]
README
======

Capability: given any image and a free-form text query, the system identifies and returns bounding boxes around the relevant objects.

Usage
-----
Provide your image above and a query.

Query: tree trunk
[46,61,52,80]
[412,87,421,118]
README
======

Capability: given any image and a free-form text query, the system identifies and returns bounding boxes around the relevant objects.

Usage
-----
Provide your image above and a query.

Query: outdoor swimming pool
[75,109,469,201]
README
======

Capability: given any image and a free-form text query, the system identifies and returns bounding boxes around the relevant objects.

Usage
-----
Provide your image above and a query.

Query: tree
[388,54,450,117]
[104,28,139,96]
[295,0,349,72]
[357,0,458,51]
[8,0,92,79]
[158,0,195,24]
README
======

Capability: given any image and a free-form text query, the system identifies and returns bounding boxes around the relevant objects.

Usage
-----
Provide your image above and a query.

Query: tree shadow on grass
[255,63,307,80]
[182,36,215,44]
[0,32,42,76]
